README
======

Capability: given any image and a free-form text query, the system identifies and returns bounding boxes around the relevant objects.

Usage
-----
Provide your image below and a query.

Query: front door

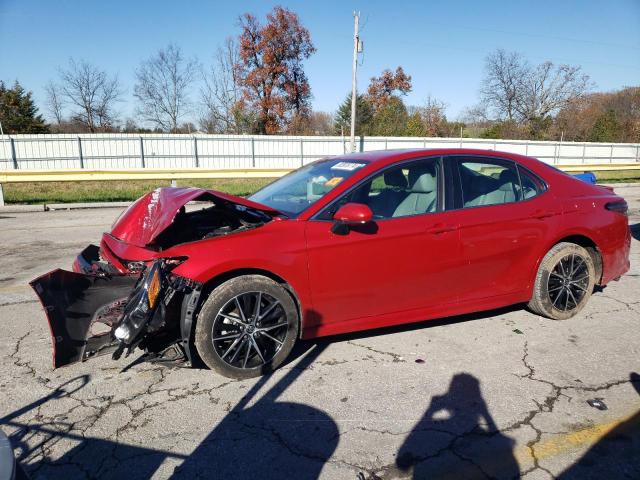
[304,157,461,332]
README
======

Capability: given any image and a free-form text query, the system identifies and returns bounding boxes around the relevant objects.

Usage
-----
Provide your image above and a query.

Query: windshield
[249,158,369,216]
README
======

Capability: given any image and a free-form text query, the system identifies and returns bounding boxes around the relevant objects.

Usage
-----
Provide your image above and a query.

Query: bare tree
[421,96,448,135]
[481,49,591,124]
[134,44,198,132]
[58,59,122,132]
[44,81,64,124]
[460,104,490,125]
[307,111,333,135]
[480,49,526,122]
[200,38,243,133]
[514,61,591,122]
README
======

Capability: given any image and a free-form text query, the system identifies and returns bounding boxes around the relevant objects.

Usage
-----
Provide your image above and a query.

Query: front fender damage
[30,264,201,369]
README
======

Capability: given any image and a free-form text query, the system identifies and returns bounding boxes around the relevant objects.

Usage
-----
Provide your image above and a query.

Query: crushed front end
[30,187,280,370]
[31,259,201,369]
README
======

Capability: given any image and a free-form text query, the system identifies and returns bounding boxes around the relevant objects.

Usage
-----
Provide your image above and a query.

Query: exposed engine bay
[151,201,271,250]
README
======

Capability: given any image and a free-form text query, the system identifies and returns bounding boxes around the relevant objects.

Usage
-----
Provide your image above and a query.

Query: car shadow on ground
[171,304,526,479]
[171,343,339,479]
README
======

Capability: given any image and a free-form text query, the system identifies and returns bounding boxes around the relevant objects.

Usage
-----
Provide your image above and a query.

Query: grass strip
[4,178,274,204]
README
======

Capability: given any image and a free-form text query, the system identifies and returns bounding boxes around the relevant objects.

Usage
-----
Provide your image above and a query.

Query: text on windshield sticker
[331,162,366,171]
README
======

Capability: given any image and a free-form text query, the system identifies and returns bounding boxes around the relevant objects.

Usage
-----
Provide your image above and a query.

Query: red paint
[333,202,373,224]
[92,149,631,339]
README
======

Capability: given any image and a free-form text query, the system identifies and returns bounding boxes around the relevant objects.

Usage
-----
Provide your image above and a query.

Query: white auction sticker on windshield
[331,162,366,171]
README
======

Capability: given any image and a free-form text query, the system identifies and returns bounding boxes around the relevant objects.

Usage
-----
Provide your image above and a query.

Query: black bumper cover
[30,270,137,368]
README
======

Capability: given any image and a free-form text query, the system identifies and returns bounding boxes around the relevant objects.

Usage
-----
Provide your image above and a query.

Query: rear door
[445,155,560,304]
[304,157,462,329]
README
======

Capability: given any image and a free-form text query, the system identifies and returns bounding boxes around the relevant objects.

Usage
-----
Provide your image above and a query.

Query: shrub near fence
[1,134,639,171]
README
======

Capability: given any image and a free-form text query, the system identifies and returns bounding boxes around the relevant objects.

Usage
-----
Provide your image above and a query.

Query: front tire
[528,242,596,320]
[194,275,299,379]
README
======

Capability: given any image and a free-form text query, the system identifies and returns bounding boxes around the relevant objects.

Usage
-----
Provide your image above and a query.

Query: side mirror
[333,203,373,224]
[331,203,373,234]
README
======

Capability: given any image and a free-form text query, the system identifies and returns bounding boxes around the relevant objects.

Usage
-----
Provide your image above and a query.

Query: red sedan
[31,149,631,378]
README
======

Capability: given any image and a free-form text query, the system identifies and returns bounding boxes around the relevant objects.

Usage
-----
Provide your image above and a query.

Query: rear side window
[518,166,547,200]
[457,159,521,207]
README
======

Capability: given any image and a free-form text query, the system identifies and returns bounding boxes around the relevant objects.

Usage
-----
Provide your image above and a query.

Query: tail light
[605,200,628,216]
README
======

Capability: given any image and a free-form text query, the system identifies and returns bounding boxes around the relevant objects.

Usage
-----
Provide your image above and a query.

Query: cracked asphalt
[1,185,639,480]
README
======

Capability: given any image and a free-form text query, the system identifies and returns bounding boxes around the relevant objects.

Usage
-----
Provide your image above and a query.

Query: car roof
[337,148,543,171]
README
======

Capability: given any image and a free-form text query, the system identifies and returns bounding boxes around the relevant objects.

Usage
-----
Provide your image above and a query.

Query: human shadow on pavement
[171,343,338,480]
[395,373,519,479]
[558,372,640,480]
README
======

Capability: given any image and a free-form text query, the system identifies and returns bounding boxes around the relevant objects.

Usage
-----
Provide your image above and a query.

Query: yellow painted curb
[514,411,639,463]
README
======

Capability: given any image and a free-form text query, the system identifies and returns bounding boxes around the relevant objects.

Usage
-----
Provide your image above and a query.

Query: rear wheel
[194,275,299,379]
[528,242,596,320]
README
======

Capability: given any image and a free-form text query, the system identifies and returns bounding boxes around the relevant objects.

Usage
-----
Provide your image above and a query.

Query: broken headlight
[112,257,186,357]
[113,260,164,347]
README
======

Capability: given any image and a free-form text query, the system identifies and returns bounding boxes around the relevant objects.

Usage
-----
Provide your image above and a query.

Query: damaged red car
[31,149,631,378]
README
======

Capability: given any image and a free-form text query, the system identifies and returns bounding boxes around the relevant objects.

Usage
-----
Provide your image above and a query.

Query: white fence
[1,133,639,170]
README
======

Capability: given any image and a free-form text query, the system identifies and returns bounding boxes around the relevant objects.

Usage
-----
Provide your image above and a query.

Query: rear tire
[194,275,299,379]
[528,242,596,320]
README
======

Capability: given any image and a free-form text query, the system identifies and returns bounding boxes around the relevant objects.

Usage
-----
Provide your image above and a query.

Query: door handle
[426,223,457,234]
[532,209,556,219]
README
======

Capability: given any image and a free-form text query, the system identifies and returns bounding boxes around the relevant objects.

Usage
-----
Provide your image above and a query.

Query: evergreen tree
[334,93,374,136]
[0,81,49,133]
[405,112,426,136]
[589,110,620,142]
[371,96,408,136]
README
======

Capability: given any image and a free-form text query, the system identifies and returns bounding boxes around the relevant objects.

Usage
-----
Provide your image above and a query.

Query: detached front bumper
[30,270,137,367]
[31,247,199,370]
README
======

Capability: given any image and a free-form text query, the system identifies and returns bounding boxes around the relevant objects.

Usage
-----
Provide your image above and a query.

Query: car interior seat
[392,165,437,217]
[463,167,519,206]
[369,169,410,217]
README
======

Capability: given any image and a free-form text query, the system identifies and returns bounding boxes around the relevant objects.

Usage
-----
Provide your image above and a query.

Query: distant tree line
[0,6,638,142]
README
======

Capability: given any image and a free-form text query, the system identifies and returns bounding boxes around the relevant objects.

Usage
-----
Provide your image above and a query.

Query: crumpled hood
[110,187,280,247]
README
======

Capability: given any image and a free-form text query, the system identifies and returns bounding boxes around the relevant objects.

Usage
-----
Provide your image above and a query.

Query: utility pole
[350,11,360,153]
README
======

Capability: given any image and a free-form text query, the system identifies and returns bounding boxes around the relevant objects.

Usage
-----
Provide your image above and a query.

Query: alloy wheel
[211,291,288,369]
[546,254,591,312]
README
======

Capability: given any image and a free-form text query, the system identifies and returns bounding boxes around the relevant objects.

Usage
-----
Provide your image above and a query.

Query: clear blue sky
[1,0,639,124]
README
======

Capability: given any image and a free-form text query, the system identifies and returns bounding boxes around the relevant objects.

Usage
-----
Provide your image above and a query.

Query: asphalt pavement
[1,185,639,479]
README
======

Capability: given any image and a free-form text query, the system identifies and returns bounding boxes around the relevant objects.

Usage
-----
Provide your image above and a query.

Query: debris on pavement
[513,328,524,334]
[587,398,608,411]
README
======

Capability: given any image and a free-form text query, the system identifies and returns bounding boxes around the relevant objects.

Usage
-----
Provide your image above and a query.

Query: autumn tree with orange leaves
[235,6,315,134]
[366,66,412,112]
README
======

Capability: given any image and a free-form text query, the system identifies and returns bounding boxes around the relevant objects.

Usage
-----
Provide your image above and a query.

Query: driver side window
[318,158,440,220]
